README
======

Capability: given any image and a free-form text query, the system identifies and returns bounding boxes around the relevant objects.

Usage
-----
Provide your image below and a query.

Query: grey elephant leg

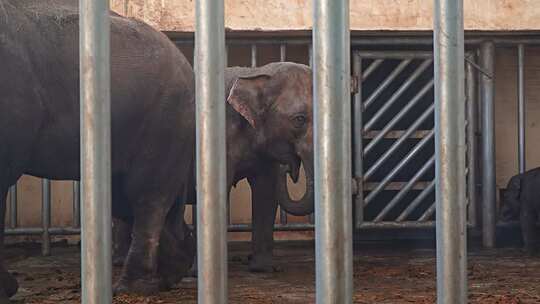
[0,185,18,302]
[112,218,132,267]
[521,206,539,256]
[114,196,174,295]
[248,167,279,273]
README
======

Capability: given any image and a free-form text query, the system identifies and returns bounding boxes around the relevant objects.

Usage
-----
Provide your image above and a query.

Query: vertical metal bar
[41,179,51,256]
[308,44,314,226]
[195,0,227,302]
[73,181,81,228]
[280,43,288,225]
[80,0,112,301]
[480,41,496,249]
[518,44,526,173]
[466,57,478,227]
[280,44,287,62]
[433,0,467,303]
[251,44,257,68]
[313,0,353,302]
[9,184,17,229]
[353,52,364,229]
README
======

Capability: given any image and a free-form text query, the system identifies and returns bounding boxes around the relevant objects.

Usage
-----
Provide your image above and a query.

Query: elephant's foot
[0,271,18,299]
[248,254,281,273]
[112,253,126,267]
[113,276,161,296]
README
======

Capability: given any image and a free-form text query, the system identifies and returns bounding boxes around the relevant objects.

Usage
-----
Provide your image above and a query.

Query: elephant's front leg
[248,167,279,273]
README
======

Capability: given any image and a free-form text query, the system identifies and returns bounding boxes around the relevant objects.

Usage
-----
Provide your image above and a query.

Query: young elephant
[500,167,540,255]
[114,62,315,273]
[0,0,196,299]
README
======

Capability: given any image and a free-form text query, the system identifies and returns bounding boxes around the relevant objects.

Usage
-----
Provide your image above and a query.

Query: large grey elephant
[113,62,316,273]
[0,0,196,300]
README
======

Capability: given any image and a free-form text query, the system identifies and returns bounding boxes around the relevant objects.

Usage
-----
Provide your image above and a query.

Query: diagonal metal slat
[373,156,435,222]
[364,103,434,181]
[397,180,436,221]
[362,59,383,81]
[364,80,434,155]
[364,59,411,109]
[419,201,436,221]
[365,130,435,206]
[364,59,433,131]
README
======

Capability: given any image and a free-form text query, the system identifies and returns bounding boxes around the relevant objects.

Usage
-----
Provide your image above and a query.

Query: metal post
[518,44,525,173]
[466,57,478,227]
[41,179,51,256]
[195,0,227,302]
[480,41,496,248]
[313,0,353,302]
[80,0,112,301]
[352,52,364,229]
[433,0,467,303]
[251,44,257,67]
[9,185,17,229]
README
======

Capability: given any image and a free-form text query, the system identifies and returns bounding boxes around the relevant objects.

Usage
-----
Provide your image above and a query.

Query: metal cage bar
[480,41,496,249]
[362,59,383,81]
[364,79,434,155]
[433,0,467,302]
[365,130,435,206]
[465,56,478,227]
[518,44,526,174]
[364,59,411,109]
[364,59,433,131]
[195,0,228,302]
[279,44,289,225]
[397,180,436,221]
[313,0,353,301]
[8,185,17,229]
[41,179,51,256]
[79,0,112,301]
[374,156,435,222]
[353,52,364,228]
[364,104,434,181]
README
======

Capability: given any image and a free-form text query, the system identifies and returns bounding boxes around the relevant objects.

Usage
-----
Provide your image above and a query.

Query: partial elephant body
[113,63,315,273]
[0,0,195,299]
[500,167,540,254]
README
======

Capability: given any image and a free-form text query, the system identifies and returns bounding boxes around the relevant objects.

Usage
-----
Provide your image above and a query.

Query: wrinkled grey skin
[500,167,540,255]
[0,0,196,300]
[113,62,315,273]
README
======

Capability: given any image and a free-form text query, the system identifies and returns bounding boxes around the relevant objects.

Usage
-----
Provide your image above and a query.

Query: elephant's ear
[227,74,271,128]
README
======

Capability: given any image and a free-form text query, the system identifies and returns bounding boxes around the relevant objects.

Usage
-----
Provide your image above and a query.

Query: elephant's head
[500,175,522,221]
[227,62,314,216]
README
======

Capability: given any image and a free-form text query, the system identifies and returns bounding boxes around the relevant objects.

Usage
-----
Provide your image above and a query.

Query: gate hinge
[351,177,359,196]
[351,75,359,94]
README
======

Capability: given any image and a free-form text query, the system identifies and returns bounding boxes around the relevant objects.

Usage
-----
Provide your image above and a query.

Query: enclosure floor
[5,241,540,303]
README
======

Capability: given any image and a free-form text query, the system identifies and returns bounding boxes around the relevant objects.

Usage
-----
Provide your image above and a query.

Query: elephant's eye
[292,114,306,128]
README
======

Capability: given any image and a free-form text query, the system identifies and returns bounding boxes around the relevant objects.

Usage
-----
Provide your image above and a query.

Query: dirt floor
[4,241,540,304]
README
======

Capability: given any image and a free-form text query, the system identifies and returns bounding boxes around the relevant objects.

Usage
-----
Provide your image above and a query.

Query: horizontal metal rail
[174,36,540,46]
[363,181,432,191]
[374,156,435,222]
[364,80,434,154]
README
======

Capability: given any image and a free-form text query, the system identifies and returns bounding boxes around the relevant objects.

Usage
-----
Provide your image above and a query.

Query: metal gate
[352,50,478,229]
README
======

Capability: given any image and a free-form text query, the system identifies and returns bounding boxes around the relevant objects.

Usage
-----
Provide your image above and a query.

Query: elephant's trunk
[277,155,314,216]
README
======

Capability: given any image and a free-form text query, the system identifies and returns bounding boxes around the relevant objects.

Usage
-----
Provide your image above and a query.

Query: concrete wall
[110,0,540,32]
